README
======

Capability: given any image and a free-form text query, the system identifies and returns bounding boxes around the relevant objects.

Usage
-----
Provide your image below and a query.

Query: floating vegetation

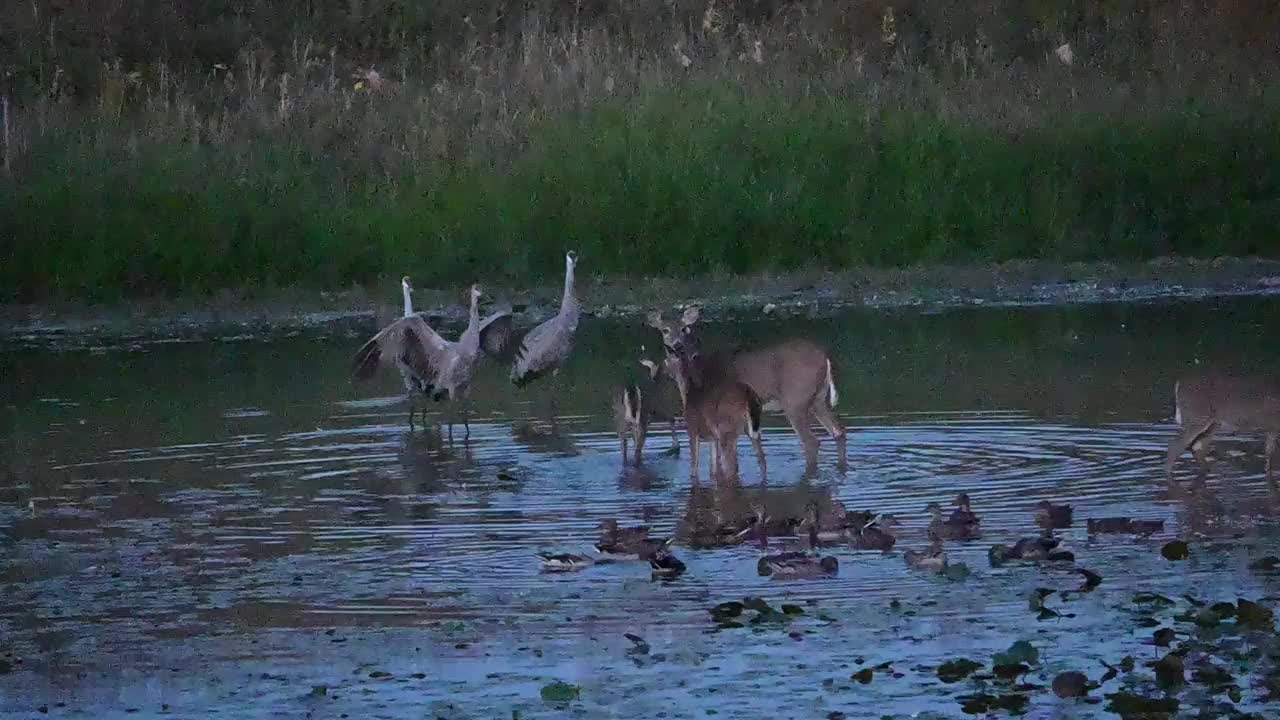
[1105,693,1179,719]
[1161,541,1190,561]
[1051,671,1089,698]
[851,668,874,684]
[937,659,984,683]
[540,681,581,703]
[957,692,1029,715]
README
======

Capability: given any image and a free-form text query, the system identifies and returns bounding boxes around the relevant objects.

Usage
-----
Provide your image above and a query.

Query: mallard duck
[649,548,687,579]
[1086,517,1164,535]
[755,515,839,578]
[989,531,1075,566]
[904,539,948,573]
[537,552,593,572]
[801,501,850,545]
[927,501,981,541]
[594,519,670,560]
[850,513,899,551]
[949,493,981,525]
[1035,500,1073,529]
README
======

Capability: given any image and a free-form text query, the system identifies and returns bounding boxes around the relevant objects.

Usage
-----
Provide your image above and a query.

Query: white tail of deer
[1165,370,1280,483]
[649,305,846,472]
[647,310,765,482]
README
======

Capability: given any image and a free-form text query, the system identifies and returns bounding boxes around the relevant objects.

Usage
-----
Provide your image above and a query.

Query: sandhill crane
[509,251,581,426]
[352,283,515,438]
[384,276,432,428]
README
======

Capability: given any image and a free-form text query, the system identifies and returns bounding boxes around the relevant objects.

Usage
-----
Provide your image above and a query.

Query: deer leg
[785,408,819,473]
[811,401,847,472]
[1265,431,1277,485]
[748,430,766,482]
[620,427,629,465]
[688,426,701,481]
[634,420,647,466]
[721,436,740,482]
[1165,420,1215,481]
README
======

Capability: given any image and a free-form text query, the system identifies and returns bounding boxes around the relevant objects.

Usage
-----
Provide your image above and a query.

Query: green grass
[5,87,1279,301]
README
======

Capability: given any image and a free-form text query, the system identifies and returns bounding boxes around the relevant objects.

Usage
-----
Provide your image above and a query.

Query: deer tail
[1173,380,1182,426]
[825,358,839,408]
[747,393,763,439]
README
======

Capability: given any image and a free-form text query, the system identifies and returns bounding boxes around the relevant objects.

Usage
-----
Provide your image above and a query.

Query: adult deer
[648,306,846,473]
[647,310,766,482]
[1164,370,1280,484]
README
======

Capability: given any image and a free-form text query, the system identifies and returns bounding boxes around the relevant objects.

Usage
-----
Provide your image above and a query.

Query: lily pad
[993,663,1030,681]
[1134,592,1175,607]
[1105,693,1178,719]
[1052,671,1089,698]
[308,685,328,697]
[958,692,1029,715]
[1249,556,1280,571]
[1192,661,1234,688]
[937,659,984,683]
[994,640,1039,667]
[1210,601,1238,619]
[1236,598,1275,628]
[540,681,581,703]
[710,602,744,621]
[1154,653,1185,689]
[943,562,972,581]
[852,668,873,684]
[742,597,773,613]
[781,604,805,616]
[1161,541,1190,561]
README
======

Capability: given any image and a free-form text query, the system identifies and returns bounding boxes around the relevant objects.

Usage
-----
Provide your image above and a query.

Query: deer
[1165,369,1280,484]
[649,305,846,473]
[647,309,766,482]
[611,346,681,466]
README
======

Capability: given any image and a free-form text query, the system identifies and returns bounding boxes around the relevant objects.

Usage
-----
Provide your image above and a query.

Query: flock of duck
[535,493,1166,581]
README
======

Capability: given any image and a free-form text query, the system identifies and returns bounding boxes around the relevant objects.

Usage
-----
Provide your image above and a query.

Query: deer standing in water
[611,346,681,465]
[647,309,766,482]
[1164,369,1280,484]
[649,306,846,473]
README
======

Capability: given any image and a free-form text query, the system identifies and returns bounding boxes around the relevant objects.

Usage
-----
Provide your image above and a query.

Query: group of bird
[535,493,1167,581]
[351,251,582,437]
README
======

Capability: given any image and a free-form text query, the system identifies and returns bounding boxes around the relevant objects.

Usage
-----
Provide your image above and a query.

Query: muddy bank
[3,257,1279,346]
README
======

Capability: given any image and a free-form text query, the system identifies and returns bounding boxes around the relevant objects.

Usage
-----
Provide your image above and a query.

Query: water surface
[3,297,1280,718]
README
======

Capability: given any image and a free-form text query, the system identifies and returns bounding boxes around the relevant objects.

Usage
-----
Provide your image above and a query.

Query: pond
[3,296,1280,718]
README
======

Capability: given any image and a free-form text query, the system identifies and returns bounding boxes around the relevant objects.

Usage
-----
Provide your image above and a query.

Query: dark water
[3,297,1280,719]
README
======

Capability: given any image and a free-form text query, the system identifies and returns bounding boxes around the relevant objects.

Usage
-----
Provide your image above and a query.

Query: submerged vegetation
[2,1,1280,300]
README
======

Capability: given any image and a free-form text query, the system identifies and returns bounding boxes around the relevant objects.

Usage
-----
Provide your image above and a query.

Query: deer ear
[680,306,701,326]
[646,310,664,329]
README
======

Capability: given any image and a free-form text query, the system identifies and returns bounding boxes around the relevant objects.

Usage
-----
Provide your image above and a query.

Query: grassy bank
[3,2,1280,300]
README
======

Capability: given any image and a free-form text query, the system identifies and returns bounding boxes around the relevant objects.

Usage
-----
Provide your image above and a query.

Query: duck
[754,514,839,578]
[594,519,670,560]
[927,500,982,541]
[949,493,981,525]
[649,548,687,579]
[904,539,949,574]
[989,531,1075,566]
[850,513,899,551]
[1035,500,1074,529]
[1086,517,1164,536]
[537,552,593,572]
[800,501,851,545]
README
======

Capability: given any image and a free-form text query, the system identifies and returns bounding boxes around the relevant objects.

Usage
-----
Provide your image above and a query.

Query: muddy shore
[3,257,1279,345]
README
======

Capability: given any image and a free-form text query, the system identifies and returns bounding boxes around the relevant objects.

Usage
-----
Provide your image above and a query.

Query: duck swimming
[927,499,982,541]
[1035,500,1073,529]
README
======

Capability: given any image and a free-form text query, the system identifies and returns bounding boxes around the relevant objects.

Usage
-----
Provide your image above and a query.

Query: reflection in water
[3,297,1280,717]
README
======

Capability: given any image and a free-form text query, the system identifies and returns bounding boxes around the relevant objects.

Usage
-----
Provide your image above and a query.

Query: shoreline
[3,256,1279,346]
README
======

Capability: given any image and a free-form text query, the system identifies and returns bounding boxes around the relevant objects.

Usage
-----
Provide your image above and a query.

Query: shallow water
[3,297,1280,719]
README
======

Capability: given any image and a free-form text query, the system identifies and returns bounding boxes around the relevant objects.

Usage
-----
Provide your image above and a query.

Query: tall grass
[2,1,1280,300]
